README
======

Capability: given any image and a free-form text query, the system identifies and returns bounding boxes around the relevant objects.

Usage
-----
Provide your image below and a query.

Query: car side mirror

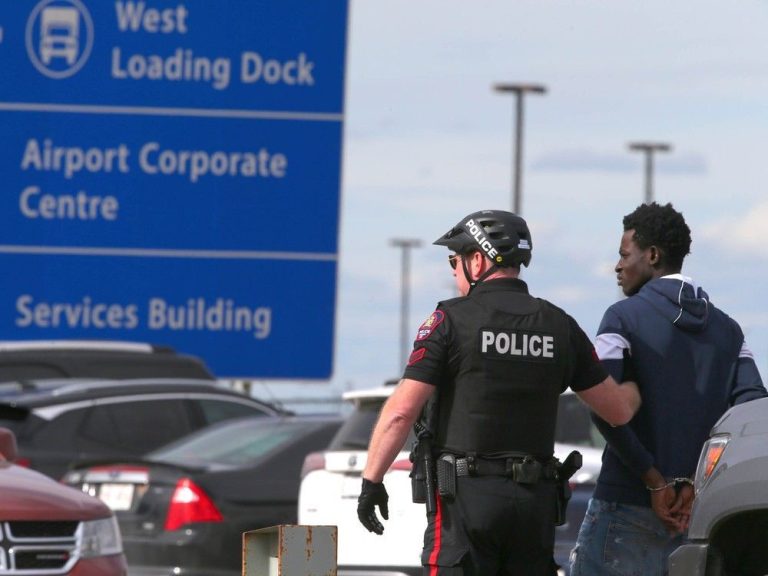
[0,427,18,462]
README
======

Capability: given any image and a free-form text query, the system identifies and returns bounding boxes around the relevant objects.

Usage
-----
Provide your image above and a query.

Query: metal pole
[627,142,672,204]
[514,94,524,215]
[645,152,653,205]
[401,247,410,368]
[493,83,547,215]
[389,239,422,369]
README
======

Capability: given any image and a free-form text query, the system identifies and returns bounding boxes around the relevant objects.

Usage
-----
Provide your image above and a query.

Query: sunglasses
[448,254,460,270]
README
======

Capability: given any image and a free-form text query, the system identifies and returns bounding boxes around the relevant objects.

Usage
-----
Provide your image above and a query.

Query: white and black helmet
[433,210,532,267]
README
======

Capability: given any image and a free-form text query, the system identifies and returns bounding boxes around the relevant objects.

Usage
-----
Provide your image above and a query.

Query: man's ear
[648,245,662,267]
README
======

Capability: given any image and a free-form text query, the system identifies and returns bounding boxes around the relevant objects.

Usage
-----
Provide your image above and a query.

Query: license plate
[341,474,361,499]
[98,483,135,511]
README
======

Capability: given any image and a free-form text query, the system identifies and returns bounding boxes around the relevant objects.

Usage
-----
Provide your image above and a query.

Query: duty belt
[454,454,559,483]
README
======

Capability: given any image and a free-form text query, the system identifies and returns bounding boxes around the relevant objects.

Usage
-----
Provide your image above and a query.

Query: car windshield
[149,418,320,466]
[555,393,606,449]
[328,397,417,451]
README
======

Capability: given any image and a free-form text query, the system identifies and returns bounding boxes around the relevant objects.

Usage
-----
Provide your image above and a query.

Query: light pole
[627,142,672,204]
[390,238,422,369]
[493,82,547,215]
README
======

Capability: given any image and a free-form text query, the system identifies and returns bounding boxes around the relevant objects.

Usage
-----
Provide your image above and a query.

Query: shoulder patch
[415,310,445,341]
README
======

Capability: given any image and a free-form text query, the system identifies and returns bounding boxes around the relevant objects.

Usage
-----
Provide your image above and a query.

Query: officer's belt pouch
[409,441,427,504]
[512,457,542,485]
[437,454,457,499]
[411,473,427,504]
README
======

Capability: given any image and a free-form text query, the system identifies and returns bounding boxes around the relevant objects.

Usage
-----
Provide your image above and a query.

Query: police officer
[357,210,642,575]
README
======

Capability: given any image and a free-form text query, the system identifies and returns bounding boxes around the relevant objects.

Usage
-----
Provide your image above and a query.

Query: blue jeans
[570,498,683,576]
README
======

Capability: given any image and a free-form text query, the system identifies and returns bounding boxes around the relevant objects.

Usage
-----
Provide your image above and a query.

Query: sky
[252,0,768,406]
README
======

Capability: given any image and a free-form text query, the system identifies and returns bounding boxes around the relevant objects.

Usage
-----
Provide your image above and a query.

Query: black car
[0,339,215,382]
[0,378,286,479]
[63,415,343,576]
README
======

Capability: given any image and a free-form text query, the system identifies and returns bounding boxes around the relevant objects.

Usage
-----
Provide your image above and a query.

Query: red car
[0,425,127,576]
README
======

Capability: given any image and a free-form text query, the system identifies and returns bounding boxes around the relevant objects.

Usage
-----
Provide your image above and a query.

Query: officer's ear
[469,250,486,275]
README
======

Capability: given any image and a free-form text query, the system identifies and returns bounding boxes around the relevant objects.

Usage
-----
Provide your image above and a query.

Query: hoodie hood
[638,274,709,332]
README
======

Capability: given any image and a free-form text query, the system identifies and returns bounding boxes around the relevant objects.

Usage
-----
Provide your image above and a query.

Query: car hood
[0,462,110,520]
[709,396,768,437]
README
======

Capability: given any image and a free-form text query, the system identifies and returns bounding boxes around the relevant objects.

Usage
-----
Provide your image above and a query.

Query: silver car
[669,396,768,575]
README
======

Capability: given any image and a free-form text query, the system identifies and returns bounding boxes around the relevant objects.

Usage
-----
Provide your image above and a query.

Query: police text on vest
[480,330,554,358]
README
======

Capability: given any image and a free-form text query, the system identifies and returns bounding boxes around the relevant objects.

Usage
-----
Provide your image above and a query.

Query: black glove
[357,478,389,535]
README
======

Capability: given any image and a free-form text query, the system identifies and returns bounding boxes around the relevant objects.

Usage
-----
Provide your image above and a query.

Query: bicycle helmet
[433,210,532,267]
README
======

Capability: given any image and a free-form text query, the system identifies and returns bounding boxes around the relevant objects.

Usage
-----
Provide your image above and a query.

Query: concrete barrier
[242,525,337,576]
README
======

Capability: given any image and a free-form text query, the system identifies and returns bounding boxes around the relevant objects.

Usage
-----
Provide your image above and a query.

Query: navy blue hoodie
[592,274,766,506]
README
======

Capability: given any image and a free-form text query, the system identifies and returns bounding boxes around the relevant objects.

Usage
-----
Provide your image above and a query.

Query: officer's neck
[480,266,520,282]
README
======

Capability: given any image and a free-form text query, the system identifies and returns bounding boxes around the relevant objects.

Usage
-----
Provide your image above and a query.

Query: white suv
[298,383,604,575]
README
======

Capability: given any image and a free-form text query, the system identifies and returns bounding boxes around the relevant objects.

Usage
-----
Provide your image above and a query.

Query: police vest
[434,290,572,459]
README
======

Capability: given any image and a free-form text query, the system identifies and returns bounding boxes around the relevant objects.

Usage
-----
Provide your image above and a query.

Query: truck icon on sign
[40,6,79,65]
[26,0,93,79]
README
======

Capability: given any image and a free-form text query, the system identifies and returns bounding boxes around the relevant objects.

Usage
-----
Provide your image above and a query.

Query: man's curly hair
[623,202,691,270]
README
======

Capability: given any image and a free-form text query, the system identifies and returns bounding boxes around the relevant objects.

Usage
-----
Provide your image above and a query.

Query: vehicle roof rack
[0,340,159,353]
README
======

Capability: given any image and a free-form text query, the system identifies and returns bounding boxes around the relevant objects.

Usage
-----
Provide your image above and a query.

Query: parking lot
[3,340,768,575]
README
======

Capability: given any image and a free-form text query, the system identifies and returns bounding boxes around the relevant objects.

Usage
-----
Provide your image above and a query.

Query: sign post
[0,0,348,378]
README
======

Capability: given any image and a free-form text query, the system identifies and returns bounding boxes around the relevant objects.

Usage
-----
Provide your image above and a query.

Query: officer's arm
[568,312,641,426]
[363,378,435,483]
[591,348,656,475]
[576,377,640,426]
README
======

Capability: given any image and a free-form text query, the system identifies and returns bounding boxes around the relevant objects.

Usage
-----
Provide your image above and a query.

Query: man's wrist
[641,467,664,489]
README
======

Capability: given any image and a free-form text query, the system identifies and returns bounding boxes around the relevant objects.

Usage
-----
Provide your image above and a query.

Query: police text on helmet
[464,219,499,260]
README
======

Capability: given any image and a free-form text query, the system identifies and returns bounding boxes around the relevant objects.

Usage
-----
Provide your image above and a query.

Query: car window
[328,398,417,451]
[327,399,382,450]
[79,400,194,453]
[0,364,68,383]
[151,419,316,466]
[0,419,23,435]
[555,394,606,449]
[0,404,29,435]
[196,398,271,425]
[26,409,86,448]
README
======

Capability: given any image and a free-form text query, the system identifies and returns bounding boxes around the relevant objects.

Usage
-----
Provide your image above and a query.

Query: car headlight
[694,434,729,493]
[80,516,123,558]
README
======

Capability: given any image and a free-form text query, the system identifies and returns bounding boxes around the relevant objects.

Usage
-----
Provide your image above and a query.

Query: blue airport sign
[0,0,348,378]
[0,253,336,379]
